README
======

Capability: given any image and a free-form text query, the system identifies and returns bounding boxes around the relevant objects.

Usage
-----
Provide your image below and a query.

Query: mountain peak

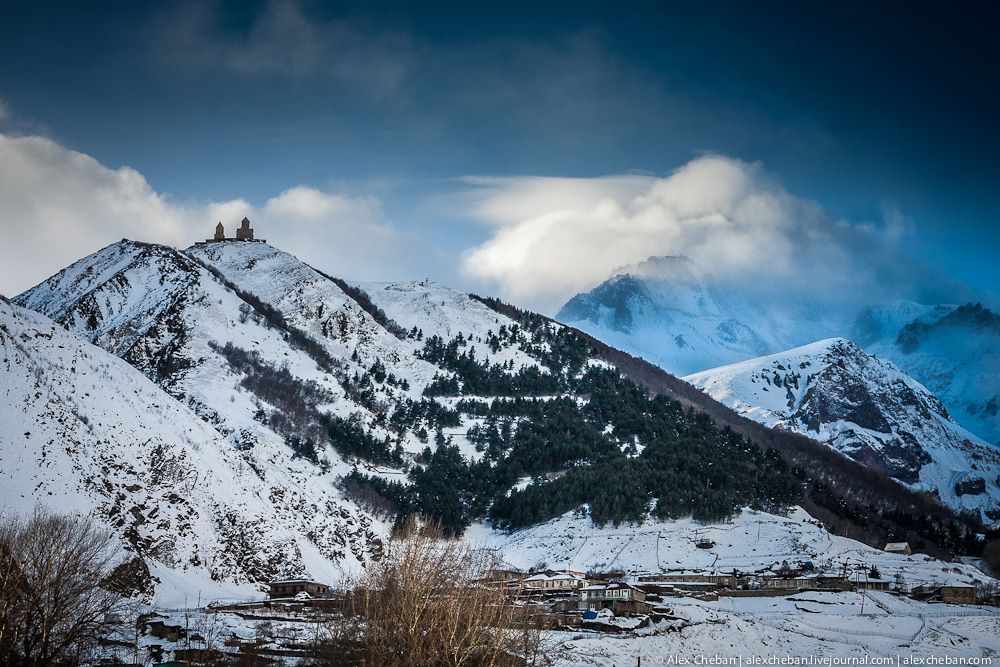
[613,254,698,281]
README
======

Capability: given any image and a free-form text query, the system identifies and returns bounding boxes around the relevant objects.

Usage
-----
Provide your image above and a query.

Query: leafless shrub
[0,507,124,665]
[319,518,546,666]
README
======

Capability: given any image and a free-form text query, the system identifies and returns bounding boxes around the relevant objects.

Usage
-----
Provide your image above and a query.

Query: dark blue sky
[1,0,997,302]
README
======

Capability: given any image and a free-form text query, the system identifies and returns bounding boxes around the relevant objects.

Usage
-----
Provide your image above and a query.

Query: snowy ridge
[13,239,556,468]
[186,244,548,397]
[15,240,199,360]
[354,279,542,371]
[684,338,1000,521]
[187,242,438,397]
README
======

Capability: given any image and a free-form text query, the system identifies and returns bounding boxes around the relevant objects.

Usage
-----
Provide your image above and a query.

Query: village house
[854,578,891,591]
[884,542,912,555]
[579,582,651,615]
[267,578,333,599]
[808,575,852,591]
[638,572,737,589]
[476,567,526,590]
[522,570,591,591]
[481,567,525,583]
[763,576,815,591]
[910,584,978,605]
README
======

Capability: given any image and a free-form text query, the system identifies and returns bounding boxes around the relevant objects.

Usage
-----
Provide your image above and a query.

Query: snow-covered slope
[0,297,380,605]
[184,243,550,399]
[684,339,1000,521]
[10,239,567,596]
[558,256,838,376]
[355,280,542,369]
[17,240,400,445]
[553,590,1000,664]
[186,242,438,396]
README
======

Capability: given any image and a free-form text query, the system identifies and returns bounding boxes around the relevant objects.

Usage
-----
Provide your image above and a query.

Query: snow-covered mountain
[9,239,576,598]
[684,338,1000,522]
[0,296,381,605]
[15,240,529,460]
[559,257,1000,447]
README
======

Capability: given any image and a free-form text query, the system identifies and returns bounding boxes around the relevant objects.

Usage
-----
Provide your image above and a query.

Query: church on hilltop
[200,217,266,244]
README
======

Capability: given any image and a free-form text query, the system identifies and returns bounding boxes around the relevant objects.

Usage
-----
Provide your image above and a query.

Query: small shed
[884,542,912,555]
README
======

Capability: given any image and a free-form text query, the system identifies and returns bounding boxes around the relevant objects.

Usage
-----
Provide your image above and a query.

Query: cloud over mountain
[0,132,423,296]
[461,155,969,313]
[0,129,976,315]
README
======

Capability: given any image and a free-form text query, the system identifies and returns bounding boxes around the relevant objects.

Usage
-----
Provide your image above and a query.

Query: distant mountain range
[558,256,1000,447]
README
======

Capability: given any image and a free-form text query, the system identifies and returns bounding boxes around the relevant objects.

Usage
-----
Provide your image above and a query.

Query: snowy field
[550,591,1000,665]
[113,590,1000,666]
[470,507,993,590]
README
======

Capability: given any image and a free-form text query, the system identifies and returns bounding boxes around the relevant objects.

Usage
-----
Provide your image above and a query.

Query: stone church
[203,217,265,244]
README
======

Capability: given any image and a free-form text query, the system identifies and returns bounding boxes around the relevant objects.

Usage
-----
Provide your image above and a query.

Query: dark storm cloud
[150,0,412,96]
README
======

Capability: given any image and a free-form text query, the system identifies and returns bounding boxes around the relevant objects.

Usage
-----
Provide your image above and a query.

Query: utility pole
[854,564,866,615]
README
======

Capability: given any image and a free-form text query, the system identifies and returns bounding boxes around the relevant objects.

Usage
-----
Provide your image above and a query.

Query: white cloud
[0,133,421,297]
[460,155,948,312]
[457,174,654,226]
[0,136,965,316]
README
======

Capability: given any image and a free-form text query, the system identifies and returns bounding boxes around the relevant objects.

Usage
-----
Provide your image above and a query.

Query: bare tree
[0,507,124,665]
[319,518,546,666]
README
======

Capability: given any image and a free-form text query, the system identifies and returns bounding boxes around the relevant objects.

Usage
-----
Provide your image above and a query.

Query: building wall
[268,582,330,598]
[941,587,976,604]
